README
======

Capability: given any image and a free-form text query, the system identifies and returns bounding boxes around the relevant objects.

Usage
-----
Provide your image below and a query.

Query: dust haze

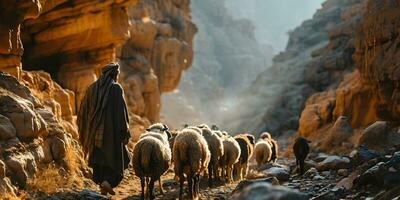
[161,0,325,133]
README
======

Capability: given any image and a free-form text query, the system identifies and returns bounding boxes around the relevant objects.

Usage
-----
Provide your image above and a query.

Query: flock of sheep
[131,123,308,200]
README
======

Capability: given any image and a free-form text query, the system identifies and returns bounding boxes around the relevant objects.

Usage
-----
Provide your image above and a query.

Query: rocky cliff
[223,0,366,136]
[296,0,400,151]
[0,0,195,196]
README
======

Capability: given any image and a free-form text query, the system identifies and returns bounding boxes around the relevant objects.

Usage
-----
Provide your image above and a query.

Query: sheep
[219,135,241,183]
[254,140,272,168]
[132,124,172,200]
[260,132,272,140]
[173,128,211,200]
[197,124,224,186]
[268,138,279,163]
[259,132,279,163]
[233,134,255,181]
[293,137,310,175]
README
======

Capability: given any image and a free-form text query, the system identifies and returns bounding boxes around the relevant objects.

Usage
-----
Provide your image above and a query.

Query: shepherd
[77,63,130,195]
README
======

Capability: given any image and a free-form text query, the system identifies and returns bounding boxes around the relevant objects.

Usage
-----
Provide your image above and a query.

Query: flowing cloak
[78,80,130,186]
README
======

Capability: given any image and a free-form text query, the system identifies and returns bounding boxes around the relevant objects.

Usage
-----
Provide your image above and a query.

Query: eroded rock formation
[0,0,196,195]
[120,0,196,140]
[224,0,366,136]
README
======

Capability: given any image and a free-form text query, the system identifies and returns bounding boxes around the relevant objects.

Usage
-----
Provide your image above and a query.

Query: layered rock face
[161,0,272,128]
[0,0,42,79]
[120,0,196,140]
[21,0,136,110]
[224,0,366,136]
[297,0,400,152]
[0,72,88,195]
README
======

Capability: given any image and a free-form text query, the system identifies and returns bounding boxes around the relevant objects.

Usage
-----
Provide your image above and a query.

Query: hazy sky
[226,0,325,53]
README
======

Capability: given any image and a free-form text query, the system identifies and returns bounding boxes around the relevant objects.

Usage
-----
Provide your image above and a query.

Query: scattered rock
[304,167,318,178]
[314,153,330,162]
[313,175,325,180]
[350,146,381,165]
[338,169,349,176]
[231,182,308,200]
[335,171,359,190]
[0,114,16,140]
[354,162,386,187]
[321,171,331,177]
[263,166,290,182]
[317,156,351,171]
[232,177,279,194]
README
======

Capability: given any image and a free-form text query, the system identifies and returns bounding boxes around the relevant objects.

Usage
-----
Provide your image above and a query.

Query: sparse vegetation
[26,143,84,194]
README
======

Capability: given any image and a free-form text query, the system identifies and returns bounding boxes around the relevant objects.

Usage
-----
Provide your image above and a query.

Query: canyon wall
[224,0,366,136]
[0,0,195,195]
[161,0,273,128]
[120,0,196,140]
[298,0,400,152]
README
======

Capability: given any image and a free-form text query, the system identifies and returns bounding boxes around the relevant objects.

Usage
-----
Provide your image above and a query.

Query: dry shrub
[27,143,84,194]
[2,193,21,200]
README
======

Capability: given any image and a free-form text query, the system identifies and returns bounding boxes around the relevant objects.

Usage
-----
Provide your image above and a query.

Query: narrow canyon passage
[1,0,400,200]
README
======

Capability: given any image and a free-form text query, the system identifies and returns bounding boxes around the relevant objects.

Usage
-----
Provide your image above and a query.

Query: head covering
[78,63,121,156]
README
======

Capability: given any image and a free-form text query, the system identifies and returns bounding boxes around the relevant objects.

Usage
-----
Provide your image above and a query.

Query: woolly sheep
[173,128,211,200]
[260,132,272,140]
[197,125,224,186]
[220,135,241,183]
[233,134,255,180]
[132,124,172,200]
[254,140,272,168]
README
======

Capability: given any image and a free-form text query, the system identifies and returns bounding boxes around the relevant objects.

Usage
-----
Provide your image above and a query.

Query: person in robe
[77,63,130,195]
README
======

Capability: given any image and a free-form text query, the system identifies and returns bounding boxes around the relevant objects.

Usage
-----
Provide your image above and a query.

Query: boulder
[51,136,67,161]
[349,146,381,165]
[317,156,351,171]
[263,166,290,182]
[0,92,47,139]
[353,162,386,187]
[6,156,28,187]
[323,116,353,149]
[232,178,279,194]
[358,121,389,151]
[231,182,308,200]
[0,114,16,140]
[5,152,37,188]
[335,171,359,190]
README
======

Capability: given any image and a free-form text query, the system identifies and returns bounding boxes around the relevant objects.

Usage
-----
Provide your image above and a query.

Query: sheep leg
[213,163,219,182]
[299,159,305,175]
[188,174,194,200]
[221,165,226,182]
[208,164,213,187]
[227,166,233,183]
[179,174,185,200]
[149,178,155,200]
[243,163,248,180]
[145,177,150,198]
[140,177,145,200]
[158,178,164,195]
[194,174,200,199]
